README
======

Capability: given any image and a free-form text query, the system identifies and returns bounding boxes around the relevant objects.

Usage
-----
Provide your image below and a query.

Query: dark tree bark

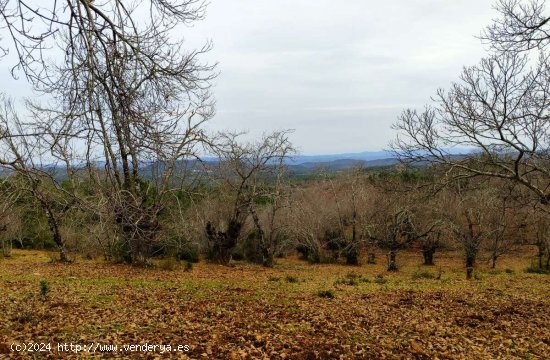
[491,254,498,269]
[387,250,398,272]
[422,247,436,266]
[466,253,476,280]
[45,207,68,263]
[206,220,242,265]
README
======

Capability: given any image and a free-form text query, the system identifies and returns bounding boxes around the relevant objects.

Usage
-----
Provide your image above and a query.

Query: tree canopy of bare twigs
[482,0,550,52]
[205,131,294,266]
[0,0,213,84]
[392,0,550,209]
[1,0,216,264]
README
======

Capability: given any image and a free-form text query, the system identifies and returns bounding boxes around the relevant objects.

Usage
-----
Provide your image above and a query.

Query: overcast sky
[182,0,497,154]
[1,0,498,155]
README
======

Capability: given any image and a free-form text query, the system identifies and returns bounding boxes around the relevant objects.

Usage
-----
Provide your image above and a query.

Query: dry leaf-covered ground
[0,249,549,359]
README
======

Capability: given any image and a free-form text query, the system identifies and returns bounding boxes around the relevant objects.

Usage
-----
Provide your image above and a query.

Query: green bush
[525,265,550,274]
[233,230,262,264]
[39,280,49,298]
[317,290,335,299]
[106,239,132,264]
[374,274,388,284]
[296,244,321,264]
[254,195,274,205]
[159,258,178,270]
[231,250,244,261]
[176,243,200,263]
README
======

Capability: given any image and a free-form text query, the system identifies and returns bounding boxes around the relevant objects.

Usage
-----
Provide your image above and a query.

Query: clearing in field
[0,249,549,359]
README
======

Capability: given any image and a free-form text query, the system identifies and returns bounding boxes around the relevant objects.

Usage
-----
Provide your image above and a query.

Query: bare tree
[419,230,442,266]
[5,0,217,264]
[530,210,550,269]
[367,193,436,272]
[0,95,77,261]
[324,168,369,265]
[205,131,294,266]
[0,177,21,257]
[415,189,444,266]
[484,185,519,269]
[288,181,331,263]
[452,208,484,280]
[392,0,550,212]
[443,181,495,279]
[392,50,550,209]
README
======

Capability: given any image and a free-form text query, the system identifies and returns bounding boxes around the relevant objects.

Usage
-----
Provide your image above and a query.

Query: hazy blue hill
[286,151,393,165]
[0,151,407,180]
[285,157,399,174]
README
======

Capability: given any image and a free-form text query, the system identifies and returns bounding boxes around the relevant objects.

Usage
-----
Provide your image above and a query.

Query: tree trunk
[206,219,241,265]
[346,212,359,265]
[422,248,435,265]
[345,246,359,265]
[466,267,473,279]
[261,245,273,268]
[466,255,475,280]
[387,250,398,271]
[491,253,497,269]
[45,207,69,262]
[367,252,376,264]
[537,244,545,269]
[1,238,11,257]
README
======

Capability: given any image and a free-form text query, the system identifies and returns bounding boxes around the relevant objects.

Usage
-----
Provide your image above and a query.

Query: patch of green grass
[374,274,388,285]
[334,272,370,285]
[334,277,359,286]
[345,272,361,279]
[474,273,483,280]
[317,290,335,299]
[96,294,115,303]
[411,270,435,280]
[285,275,299,283]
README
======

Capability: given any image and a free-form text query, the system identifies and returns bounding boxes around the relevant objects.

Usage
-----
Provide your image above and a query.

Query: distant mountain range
[286,151,394,164]
[282,148,478,174]
[284,151,398,174]
[2,149,476,180]
[0,151,402,181]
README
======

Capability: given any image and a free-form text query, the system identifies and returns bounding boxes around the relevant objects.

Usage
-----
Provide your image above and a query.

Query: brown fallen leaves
[0,250,549,359]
